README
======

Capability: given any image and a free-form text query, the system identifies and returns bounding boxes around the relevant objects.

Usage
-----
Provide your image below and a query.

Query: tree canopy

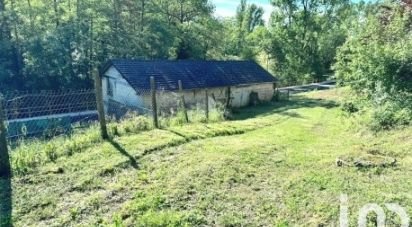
[334,4,412,130]
[0,0,407,93]
[0,0,221,91]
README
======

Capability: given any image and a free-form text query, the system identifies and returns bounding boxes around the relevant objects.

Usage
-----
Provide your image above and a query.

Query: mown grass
[2,89,412,226]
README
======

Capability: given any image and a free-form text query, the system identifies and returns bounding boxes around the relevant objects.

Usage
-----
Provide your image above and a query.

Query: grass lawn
[1,89,411,226]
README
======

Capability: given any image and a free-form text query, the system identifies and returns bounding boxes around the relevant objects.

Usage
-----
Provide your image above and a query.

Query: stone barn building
[100,60,277,113]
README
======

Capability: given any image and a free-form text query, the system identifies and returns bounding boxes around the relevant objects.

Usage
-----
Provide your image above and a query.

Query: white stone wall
[102,67,143,112]
[141,83,274,109]
[152,87,229,111]
[231,83,274,107]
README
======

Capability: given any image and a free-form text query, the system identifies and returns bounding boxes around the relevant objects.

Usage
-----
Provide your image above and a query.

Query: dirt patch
[336,154,397,168]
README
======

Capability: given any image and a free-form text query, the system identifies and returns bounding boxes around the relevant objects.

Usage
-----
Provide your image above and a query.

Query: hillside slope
[1,90,412,226]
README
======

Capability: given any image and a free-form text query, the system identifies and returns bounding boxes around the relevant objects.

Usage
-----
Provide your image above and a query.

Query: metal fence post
[0,96,11,177]
[178,80,189,123]
[94,70,109,140]
[150,76,159,128]
[205,89,209,121]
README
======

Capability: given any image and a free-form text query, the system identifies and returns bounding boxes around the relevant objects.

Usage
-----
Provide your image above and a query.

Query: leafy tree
[0,0,220,91]
[0,0,24,90]
[267,0,352,85]
[220,0,266,60]
[334,4,412,130]
[0,0,387,94]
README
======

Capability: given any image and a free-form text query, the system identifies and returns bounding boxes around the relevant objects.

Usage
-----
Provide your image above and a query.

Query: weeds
[11,125,102,175]
[114,114,154,136]
[10,106,225,175]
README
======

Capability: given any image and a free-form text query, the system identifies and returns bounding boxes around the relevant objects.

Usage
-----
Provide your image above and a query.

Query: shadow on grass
[232,96,339,120]
[164,129,190,140]
[0,175,12,227]
[108,139,139,169]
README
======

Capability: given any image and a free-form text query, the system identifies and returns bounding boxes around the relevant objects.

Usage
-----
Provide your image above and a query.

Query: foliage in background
[0,0,220,91]
[219,0,265,60]
[1,0,379,91]
[265,0,360,85]
[334,5,412,131]
[218,0,379,86]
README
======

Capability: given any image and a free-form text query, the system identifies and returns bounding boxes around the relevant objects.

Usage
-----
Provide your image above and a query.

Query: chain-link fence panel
[0,82,230,142]
[104,88,153,121]
[156,88,226,127]
[1,90,97,140]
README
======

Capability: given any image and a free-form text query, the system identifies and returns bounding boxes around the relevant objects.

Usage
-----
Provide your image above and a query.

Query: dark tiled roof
[103,60,277,91]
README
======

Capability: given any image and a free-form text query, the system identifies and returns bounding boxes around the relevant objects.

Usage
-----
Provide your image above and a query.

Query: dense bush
[334,6,412,130]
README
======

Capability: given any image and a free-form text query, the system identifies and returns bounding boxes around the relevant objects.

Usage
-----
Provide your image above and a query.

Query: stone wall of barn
[141,83,275,110]
[231,83,275,107]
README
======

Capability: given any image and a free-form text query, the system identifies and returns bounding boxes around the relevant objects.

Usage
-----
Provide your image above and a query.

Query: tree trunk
[179,0,184,23]
[53,0,60,27]
[141,0,145,31]
[89,16,94,78]
[0,0,9,41]
[10,0,23,82]
[27,0,34,29]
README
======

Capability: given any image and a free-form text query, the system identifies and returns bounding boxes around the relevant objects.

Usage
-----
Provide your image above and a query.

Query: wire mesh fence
[0,75,333,149]
[155,88,226,127]
[103,84,227,129]
[105,88,153,121]
[1,90,98,140]
[0,78,229,145]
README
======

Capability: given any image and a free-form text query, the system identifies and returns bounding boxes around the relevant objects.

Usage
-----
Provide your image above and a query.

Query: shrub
[334,7,412,130]
[110,115,153,136]
[369,102,412,132]
[341,101,359,114]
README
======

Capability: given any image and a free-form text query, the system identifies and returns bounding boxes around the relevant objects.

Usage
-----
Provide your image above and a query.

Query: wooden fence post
[94,70,109,140]
[205,89,209,121]
[0,96,11,177]
[226,86,231,108]
[178,80,189,123]
[150,76,159,128]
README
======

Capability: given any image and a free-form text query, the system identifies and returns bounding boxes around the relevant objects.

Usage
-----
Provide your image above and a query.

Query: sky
[212,0,274,22]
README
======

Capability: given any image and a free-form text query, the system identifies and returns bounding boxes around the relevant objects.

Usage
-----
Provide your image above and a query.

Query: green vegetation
[335,6,412,131]
[10,107,225,176]
[2,90,411,226]
[0,0,389,91]
[1,0,411,225]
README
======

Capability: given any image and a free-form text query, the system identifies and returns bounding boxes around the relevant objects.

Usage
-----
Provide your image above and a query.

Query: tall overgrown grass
[11,125,102,175]
[340,90,412,132]
[159,104,225,127]
[10,106,226,175]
